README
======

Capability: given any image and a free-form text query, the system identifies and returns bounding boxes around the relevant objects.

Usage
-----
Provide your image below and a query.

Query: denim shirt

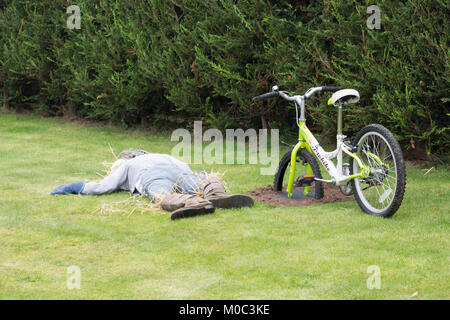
[82,153,201,201]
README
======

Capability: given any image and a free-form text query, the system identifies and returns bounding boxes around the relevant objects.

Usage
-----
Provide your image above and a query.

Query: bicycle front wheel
[350,124,406,217]
[274,148,324,199]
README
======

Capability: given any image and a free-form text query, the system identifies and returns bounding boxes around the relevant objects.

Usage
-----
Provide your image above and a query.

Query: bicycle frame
[283,91,370,198]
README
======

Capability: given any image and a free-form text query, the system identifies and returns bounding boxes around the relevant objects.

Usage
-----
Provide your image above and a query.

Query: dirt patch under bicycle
[247,183,354,207]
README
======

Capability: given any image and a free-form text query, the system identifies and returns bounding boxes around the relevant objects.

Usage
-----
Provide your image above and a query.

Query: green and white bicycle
[253,85,406,217]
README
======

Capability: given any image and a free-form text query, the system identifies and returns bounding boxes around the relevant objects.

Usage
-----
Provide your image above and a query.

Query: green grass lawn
[0,114,448,299]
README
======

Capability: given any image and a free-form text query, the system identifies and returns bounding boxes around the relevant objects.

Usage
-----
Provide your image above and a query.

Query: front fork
[286,140,313,198]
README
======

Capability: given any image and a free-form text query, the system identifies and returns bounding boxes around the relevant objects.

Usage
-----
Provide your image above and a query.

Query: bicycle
[253,85,406,217]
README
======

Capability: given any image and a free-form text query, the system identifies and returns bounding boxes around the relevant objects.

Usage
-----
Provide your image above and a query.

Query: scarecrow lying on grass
[50,150,254,220]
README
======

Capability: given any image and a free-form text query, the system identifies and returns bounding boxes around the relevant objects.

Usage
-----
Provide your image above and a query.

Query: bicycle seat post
[337,104,343,137]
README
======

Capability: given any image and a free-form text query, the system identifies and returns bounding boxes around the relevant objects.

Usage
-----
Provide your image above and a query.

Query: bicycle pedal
[295,174,315,187]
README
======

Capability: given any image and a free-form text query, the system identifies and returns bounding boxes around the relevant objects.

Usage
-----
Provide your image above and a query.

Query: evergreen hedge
[0,0,448,159]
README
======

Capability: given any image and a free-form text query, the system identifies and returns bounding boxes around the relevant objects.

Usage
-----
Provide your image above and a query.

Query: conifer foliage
[0,1,448,158]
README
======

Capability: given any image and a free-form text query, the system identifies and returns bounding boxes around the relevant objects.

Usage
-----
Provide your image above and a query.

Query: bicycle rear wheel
[350,124,406,217]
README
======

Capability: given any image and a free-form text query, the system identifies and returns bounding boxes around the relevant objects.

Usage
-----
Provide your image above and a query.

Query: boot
[202,177,254,209]
[161,193,215,220]
[171,205,215,220]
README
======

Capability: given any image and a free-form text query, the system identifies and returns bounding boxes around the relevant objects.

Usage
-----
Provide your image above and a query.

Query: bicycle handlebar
[321,86,341,92]
[252,85,341,102]
[252,91,279,101]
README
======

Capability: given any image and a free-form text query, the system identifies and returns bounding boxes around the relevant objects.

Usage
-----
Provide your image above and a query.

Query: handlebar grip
[321,86,342,92]
[252,91,279,101]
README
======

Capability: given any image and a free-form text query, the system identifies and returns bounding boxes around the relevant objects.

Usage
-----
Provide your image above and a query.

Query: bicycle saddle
[328,89,360,106]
